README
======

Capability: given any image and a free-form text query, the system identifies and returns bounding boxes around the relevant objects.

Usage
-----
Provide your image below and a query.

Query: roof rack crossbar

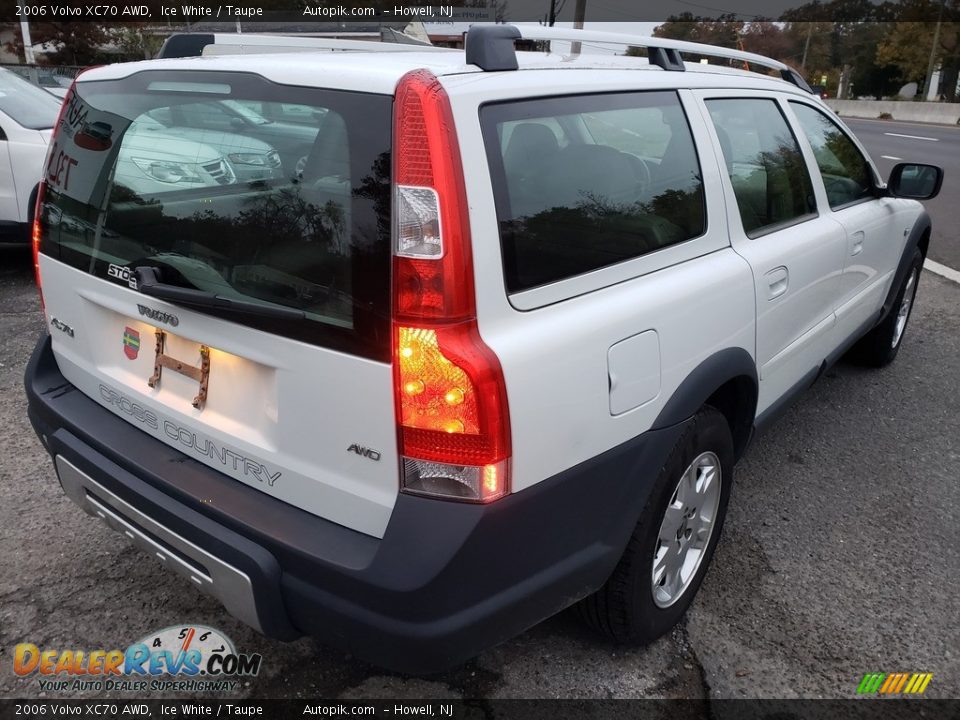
[464,24,813,93]
[158,33,451,59]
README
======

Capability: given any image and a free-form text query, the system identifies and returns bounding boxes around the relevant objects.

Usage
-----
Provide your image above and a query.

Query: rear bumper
[25,334,683,673]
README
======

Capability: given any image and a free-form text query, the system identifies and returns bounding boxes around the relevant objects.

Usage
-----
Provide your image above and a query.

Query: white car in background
[125,113,283,186]
[0,68,60,244]
[114,118,240,194]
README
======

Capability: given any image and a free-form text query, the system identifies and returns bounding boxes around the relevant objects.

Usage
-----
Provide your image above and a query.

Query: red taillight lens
[393,69,474,322]
[397,325,510,464]
[392,69,510,503]
[32,180,46,295]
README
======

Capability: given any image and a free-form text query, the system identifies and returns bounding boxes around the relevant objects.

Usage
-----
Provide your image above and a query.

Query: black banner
[2,700,960,720]
[0,0,957,23]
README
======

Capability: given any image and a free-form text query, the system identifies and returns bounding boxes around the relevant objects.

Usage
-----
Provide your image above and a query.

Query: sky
[513,21,661,55]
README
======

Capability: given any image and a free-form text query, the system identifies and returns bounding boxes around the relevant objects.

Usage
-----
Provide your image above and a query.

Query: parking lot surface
[2,243,957,701]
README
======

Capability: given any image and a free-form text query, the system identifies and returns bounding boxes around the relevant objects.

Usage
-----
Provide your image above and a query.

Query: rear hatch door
[37,69,398,537]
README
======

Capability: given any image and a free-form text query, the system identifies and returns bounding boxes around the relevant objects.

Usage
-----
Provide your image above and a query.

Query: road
[844,118,960,271]
[2,242,959,701]
[2,117,960,703]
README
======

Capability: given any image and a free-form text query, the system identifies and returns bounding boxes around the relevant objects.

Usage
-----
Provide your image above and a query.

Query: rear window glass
[38,71,392,360]
[481,91,706,294]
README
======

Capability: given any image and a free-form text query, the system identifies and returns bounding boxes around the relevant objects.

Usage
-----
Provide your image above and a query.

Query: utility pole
[800,22,813,70]
[922,0,945,101]
[543,0,557,53]
[17,1,38,84]
[570,0,586,55]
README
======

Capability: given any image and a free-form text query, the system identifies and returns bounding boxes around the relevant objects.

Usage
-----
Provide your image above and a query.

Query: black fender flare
[877,209,930,326]
[27,183,40,225]
[650,347,758,454]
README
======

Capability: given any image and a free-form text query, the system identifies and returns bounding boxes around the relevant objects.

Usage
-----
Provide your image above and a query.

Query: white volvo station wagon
[25,26,942,673]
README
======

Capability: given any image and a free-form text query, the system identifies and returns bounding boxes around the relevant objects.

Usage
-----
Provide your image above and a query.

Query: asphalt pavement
[2,116,960,703]
[2,240,958,701]
[843,118,960,271]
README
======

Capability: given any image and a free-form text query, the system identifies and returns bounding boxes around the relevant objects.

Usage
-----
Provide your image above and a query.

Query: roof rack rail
[464,24,814,94]
[158,32,450,59]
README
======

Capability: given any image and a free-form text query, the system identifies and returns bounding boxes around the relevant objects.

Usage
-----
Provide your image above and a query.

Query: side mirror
[887,163,943,200]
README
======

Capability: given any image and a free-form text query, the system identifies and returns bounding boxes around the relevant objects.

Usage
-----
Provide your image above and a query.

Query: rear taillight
[35,80,77,309]
[31,180,46,297]
[392,69,511,503]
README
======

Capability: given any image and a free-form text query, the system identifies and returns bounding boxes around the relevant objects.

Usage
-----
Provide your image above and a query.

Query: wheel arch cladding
[651,347,757,461]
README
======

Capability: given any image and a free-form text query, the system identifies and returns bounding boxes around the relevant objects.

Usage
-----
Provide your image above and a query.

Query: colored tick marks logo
[857,672,933,696]
[14,625,262,693]
[123,327,140,360]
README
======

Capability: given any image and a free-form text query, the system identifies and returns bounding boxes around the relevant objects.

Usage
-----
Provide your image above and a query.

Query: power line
[670,0,762,20]
[585,1,653,20]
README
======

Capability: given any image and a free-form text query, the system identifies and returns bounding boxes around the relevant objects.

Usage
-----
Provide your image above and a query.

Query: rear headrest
[504,123,560,176]
[713,125,734,175]
[547,144,638,207]
[301,111,349,181]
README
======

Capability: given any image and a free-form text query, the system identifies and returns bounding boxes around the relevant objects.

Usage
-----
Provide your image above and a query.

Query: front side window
[481,91,706,293]
[790,102,874,209]
[706,98,816,237]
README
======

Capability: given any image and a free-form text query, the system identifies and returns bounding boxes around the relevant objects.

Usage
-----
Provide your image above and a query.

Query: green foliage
[646,0,954,101]
[876,0,960,100]
[115,28,165,61]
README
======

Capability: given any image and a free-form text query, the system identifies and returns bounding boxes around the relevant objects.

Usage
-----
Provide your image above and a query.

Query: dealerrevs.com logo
[14,625,261,693]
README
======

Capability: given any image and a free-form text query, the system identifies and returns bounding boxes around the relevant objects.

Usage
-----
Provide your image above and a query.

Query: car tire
[576,405,733,644]
[849,249,922,368]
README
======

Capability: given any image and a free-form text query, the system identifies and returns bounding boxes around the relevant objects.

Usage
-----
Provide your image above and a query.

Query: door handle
[850,230,865,256]
[765,266,789,300]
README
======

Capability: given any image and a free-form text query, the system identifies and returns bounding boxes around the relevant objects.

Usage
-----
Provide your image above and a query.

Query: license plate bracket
[147,329,211,410]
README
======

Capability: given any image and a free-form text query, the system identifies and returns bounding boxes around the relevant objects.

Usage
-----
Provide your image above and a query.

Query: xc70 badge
[50,317,74,338]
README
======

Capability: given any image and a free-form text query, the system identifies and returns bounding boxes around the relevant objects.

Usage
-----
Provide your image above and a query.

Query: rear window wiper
[134,266,306,321]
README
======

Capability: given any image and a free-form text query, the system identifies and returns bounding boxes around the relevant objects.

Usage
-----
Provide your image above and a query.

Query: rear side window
[481,91,706,294]
[706,98,816,237]
[38,71,392,360]
[789,102,874,209]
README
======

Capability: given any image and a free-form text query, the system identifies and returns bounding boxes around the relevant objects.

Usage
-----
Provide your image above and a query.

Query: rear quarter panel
[446,73,757,493]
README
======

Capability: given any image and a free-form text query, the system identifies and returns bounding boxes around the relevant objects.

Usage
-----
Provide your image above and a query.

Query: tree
[739,21,794,63]
[3,21,112,65]
[653,13,744,50]
[115,27,165,61]
[877,3,960,101]
[632,17,796,72]
[783,22,834,75]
